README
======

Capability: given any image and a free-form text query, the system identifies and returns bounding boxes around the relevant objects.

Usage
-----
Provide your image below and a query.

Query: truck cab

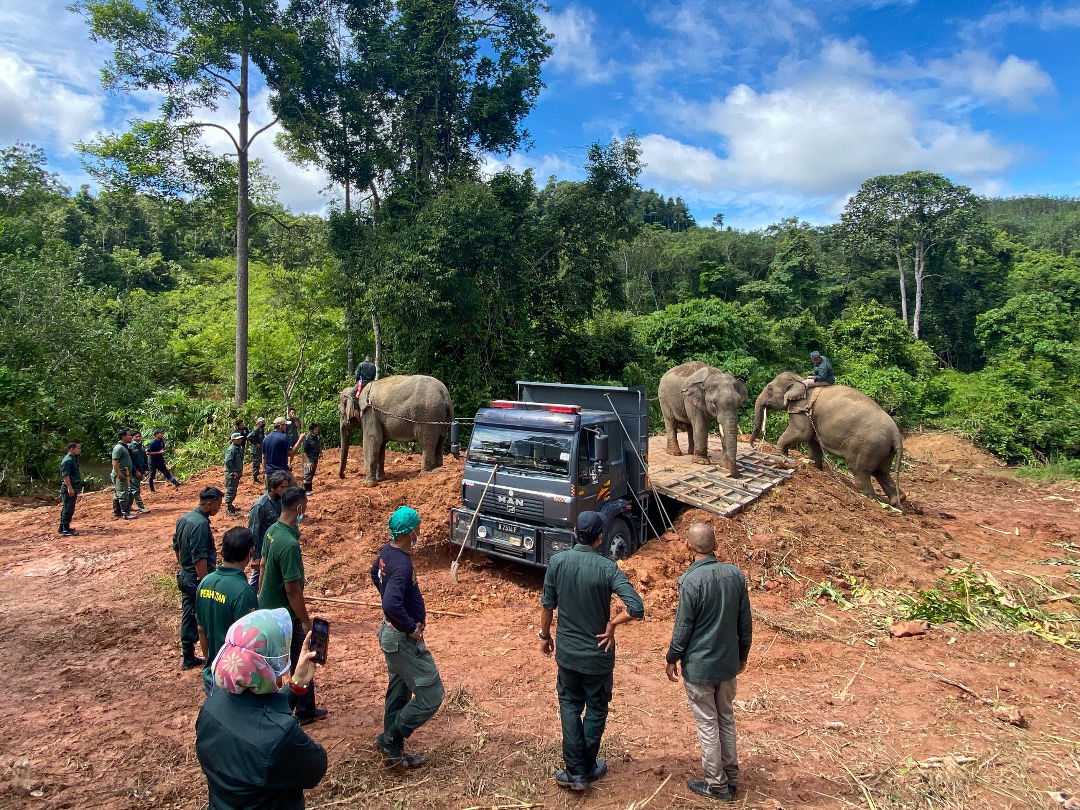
[450,381,651,567]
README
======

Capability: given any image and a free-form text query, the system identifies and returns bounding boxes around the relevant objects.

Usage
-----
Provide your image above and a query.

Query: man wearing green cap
[370,506,444,770]
[224,433,245,515]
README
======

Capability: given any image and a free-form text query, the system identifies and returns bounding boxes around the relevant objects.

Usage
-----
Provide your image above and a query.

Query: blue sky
[3,1,1078,228]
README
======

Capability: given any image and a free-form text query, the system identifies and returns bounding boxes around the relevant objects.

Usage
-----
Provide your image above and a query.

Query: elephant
[658,361,748,477]
[749,370,904,507]
[337,374,453,486]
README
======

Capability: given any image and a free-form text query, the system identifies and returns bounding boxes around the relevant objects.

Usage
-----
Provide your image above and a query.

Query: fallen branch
[977,524,1015,536]
[305,595,466,617]
[626,774,671,810]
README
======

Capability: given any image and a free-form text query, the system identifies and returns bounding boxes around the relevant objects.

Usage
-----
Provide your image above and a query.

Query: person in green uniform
[300,423,321,495]
[665,523,753,802]
[259,486,327,725]
[247,470,292,591]
[110,429,137,520]
[196,527,258,696]
[539,511,645,792]
[224,432,245,515]
[174,487,224,670]
[249,417,266,484]
[128,430,150,513]
[58,441,82,536]
[196,609,326,808]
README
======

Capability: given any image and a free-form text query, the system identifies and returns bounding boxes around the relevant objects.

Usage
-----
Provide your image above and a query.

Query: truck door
[574,429,602,510]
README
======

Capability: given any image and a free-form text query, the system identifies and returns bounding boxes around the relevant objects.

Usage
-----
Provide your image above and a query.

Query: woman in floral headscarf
[195,608,326,809]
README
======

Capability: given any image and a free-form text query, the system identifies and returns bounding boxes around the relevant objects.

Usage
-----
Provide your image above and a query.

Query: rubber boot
[182,643,205,671]
[113,498,122,519]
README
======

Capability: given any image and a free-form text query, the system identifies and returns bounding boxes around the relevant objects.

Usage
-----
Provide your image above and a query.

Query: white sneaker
[139,508,150,514]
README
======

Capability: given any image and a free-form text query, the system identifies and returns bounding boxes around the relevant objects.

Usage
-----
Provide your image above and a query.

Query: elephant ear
[783,380,809,411]
[682,366,711,408]
[357,381,376,414]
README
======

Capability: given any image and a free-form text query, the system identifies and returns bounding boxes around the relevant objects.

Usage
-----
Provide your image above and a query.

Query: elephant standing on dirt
[338,375,453,486]
[658,362,748,477]
[750,371,904,506]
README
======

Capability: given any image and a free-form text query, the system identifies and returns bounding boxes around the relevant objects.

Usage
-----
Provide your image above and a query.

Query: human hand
[739,659,747,674]
[596,622,617,652]
[292,632,318,686]
[666,661,680,682]
[66,486,75,497]
[540,636,554,656]
[408,628,424,641]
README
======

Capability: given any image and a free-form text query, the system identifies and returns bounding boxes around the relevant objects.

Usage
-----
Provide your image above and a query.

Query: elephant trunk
[722,410,740,474]
[339,419,350,478]
[750,393,767,442]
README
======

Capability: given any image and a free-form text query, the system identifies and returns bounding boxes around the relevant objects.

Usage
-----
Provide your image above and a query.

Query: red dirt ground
[1,433,1078,809]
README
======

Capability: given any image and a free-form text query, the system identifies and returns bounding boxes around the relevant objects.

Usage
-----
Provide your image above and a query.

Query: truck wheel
[605,516,634,560]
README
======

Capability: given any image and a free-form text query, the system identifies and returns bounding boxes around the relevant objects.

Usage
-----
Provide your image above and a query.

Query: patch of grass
[151,573,180,598]
[1016,455,1080,481]
[807,580,854,610]
[899,565,1080,649]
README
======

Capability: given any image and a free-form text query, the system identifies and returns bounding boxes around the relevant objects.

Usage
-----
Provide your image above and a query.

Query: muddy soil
[0,434,1077,809]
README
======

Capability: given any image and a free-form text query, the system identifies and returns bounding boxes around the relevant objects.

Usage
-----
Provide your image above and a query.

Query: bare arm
[284,579,311,630]
[195,558,209,580]
[197,627,209,659]
[62,474,74,496]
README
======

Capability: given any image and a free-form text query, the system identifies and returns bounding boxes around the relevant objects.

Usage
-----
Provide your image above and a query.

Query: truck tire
[605,516,634,561]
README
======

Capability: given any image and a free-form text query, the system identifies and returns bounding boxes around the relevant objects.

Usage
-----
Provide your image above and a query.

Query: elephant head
[682,366,748,423]
[750,371,809,442]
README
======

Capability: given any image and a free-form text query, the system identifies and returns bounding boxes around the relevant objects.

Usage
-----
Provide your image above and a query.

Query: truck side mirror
[595,433,609,464]
[450,421,461,458]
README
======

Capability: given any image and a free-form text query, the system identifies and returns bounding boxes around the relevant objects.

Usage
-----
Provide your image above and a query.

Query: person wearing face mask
[196,608,327,808]
[258,486,327,725]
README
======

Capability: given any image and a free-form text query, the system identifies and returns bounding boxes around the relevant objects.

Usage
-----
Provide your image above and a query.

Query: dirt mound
[904,431,1004,468]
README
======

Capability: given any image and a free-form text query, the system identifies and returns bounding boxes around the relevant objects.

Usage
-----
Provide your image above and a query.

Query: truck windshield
[467,426,573,477]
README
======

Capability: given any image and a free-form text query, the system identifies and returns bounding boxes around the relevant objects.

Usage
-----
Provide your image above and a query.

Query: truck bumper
[450,508,575,568]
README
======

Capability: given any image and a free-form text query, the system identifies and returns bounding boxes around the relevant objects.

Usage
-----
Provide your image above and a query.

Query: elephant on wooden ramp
[338,375,453,486]
[658,361,747,477]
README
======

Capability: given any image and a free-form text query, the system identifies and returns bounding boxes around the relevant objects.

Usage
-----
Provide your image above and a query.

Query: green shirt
[541,543,645,675]
[247,493,282,560]
[812,355,835,384]
[173,508,217,580]
[666,557,752,684]
[258,521,305,619]
[111,442,133,473]
[60,453,82,490]
[196,566,258,692]
[225,442,244,474]
[129,441,149,472]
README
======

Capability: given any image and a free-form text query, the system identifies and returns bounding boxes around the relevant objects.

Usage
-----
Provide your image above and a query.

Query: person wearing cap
[224,432,245,515]
[259,486,328,725]
[354,355,377,400]
[111,428,137,520]
[147,428,180,491]
[249,417,266,484]
[262,417,292,480]
[174,487,224,670]
[803,351,834,388]
[665,522,752,802]
[539,511,645,792]
[370,506,444,769]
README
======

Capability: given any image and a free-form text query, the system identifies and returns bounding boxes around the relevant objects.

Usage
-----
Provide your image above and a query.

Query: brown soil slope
[0,435,1077,809]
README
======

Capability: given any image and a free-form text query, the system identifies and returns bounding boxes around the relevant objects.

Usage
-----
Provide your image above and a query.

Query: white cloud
[543,5,614,84]
[482,150,582,183]
[929,51,1054,110]
[0,49,104,150]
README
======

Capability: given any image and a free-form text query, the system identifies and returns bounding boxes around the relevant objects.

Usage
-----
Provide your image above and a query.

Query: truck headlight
[477,525,488,538]
[524,537,535,551]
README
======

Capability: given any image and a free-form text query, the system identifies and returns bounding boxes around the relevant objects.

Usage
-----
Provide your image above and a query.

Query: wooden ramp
[647,435,794,518]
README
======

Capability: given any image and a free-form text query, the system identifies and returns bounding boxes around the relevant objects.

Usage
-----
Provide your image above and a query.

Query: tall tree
[841,171,982,339]
[74,0,288,405]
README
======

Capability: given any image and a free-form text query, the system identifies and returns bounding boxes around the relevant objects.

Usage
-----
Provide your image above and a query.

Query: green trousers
[59,487,78,532]
[556,666,613,778]
[224,471,239,507]
[377,622,445,753]
[111,472,131,514]
[130,474,145,509]
[250,447,262,480]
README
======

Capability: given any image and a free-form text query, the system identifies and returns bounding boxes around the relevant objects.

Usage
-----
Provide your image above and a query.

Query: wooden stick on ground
[305,595,466,617]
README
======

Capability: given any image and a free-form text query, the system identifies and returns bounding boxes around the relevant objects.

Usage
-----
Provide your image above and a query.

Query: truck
[449,381,655,567]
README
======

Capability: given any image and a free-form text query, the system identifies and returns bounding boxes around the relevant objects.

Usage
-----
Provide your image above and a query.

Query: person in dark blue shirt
[147,428,181,491]
[370,506,444,770]
[262,418,293,482]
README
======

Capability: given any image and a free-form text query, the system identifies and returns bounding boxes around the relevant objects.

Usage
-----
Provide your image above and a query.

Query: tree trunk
[371,309,381,378]
[912,240,925,340]
[233,46,250,407]
[343,180,354,377]
[895,248,909,329]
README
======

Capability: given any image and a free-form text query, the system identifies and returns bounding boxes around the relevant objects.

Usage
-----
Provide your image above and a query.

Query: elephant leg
[338,422,351,479]
[421,430,443,472]
[852,470,880,501]
[806,438,824,471]
[363,419,383,487]
[873,466,900,505]
[376,441,388,481]
[776,425,805,457]
[690,413,711,464]
[663,413,682,456]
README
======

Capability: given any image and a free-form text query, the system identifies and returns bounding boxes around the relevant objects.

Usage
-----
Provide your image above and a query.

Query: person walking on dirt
[129,431,150,514]
[147,428,180,491]
[58,441,82,536]
[539,511,644,792]
[248,417,266,484]
[248,470,292,592]
[174,487,224,671]
[665,523,752,802]
[258,486,327,726]
[196,527,258,697]
[224,433,245,515]
[196,609,326,807]
[111,429,137,520]
[262,418,292,482]
[300,424,322,495]
[371,506,444,770]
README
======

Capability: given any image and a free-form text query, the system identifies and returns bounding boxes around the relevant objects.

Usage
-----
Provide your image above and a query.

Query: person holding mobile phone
[370,506,444,770]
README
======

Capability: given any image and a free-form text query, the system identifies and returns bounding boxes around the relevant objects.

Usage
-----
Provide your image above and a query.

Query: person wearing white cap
[224,432,245,515]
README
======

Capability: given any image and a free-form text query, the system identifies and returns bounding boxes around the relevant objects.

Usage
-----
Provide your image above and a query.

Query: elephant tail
[893,431,904,513]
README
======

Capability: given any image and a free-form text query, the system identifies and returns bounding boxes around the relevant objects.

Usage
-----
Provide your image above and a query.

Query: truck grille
[481,491,545,521]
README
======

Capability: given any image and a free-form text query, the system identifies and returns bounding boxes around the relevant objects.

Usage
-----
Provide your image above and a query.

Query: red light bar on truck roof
[489,400,581,414]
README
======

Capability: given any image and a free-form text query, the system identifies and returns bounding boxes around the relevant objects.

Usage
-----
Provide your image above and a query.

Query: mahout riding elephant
[337,375,453,486]
[749,370,904,506]
[658,361,748,477]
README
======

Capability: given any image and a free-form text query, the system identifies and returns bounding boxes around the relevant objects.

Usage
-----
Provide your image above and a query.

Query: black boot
[112,498,122,519]
[182,643,205,671]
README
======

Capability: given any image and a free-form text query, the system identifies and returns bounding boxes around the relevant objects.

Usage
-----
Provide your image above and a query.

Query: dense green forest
[1,0,1078,492]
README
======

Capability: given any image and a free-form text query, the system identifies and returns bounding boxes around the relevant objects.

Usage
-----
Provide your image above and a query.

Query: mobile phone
[310,617,330,665]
